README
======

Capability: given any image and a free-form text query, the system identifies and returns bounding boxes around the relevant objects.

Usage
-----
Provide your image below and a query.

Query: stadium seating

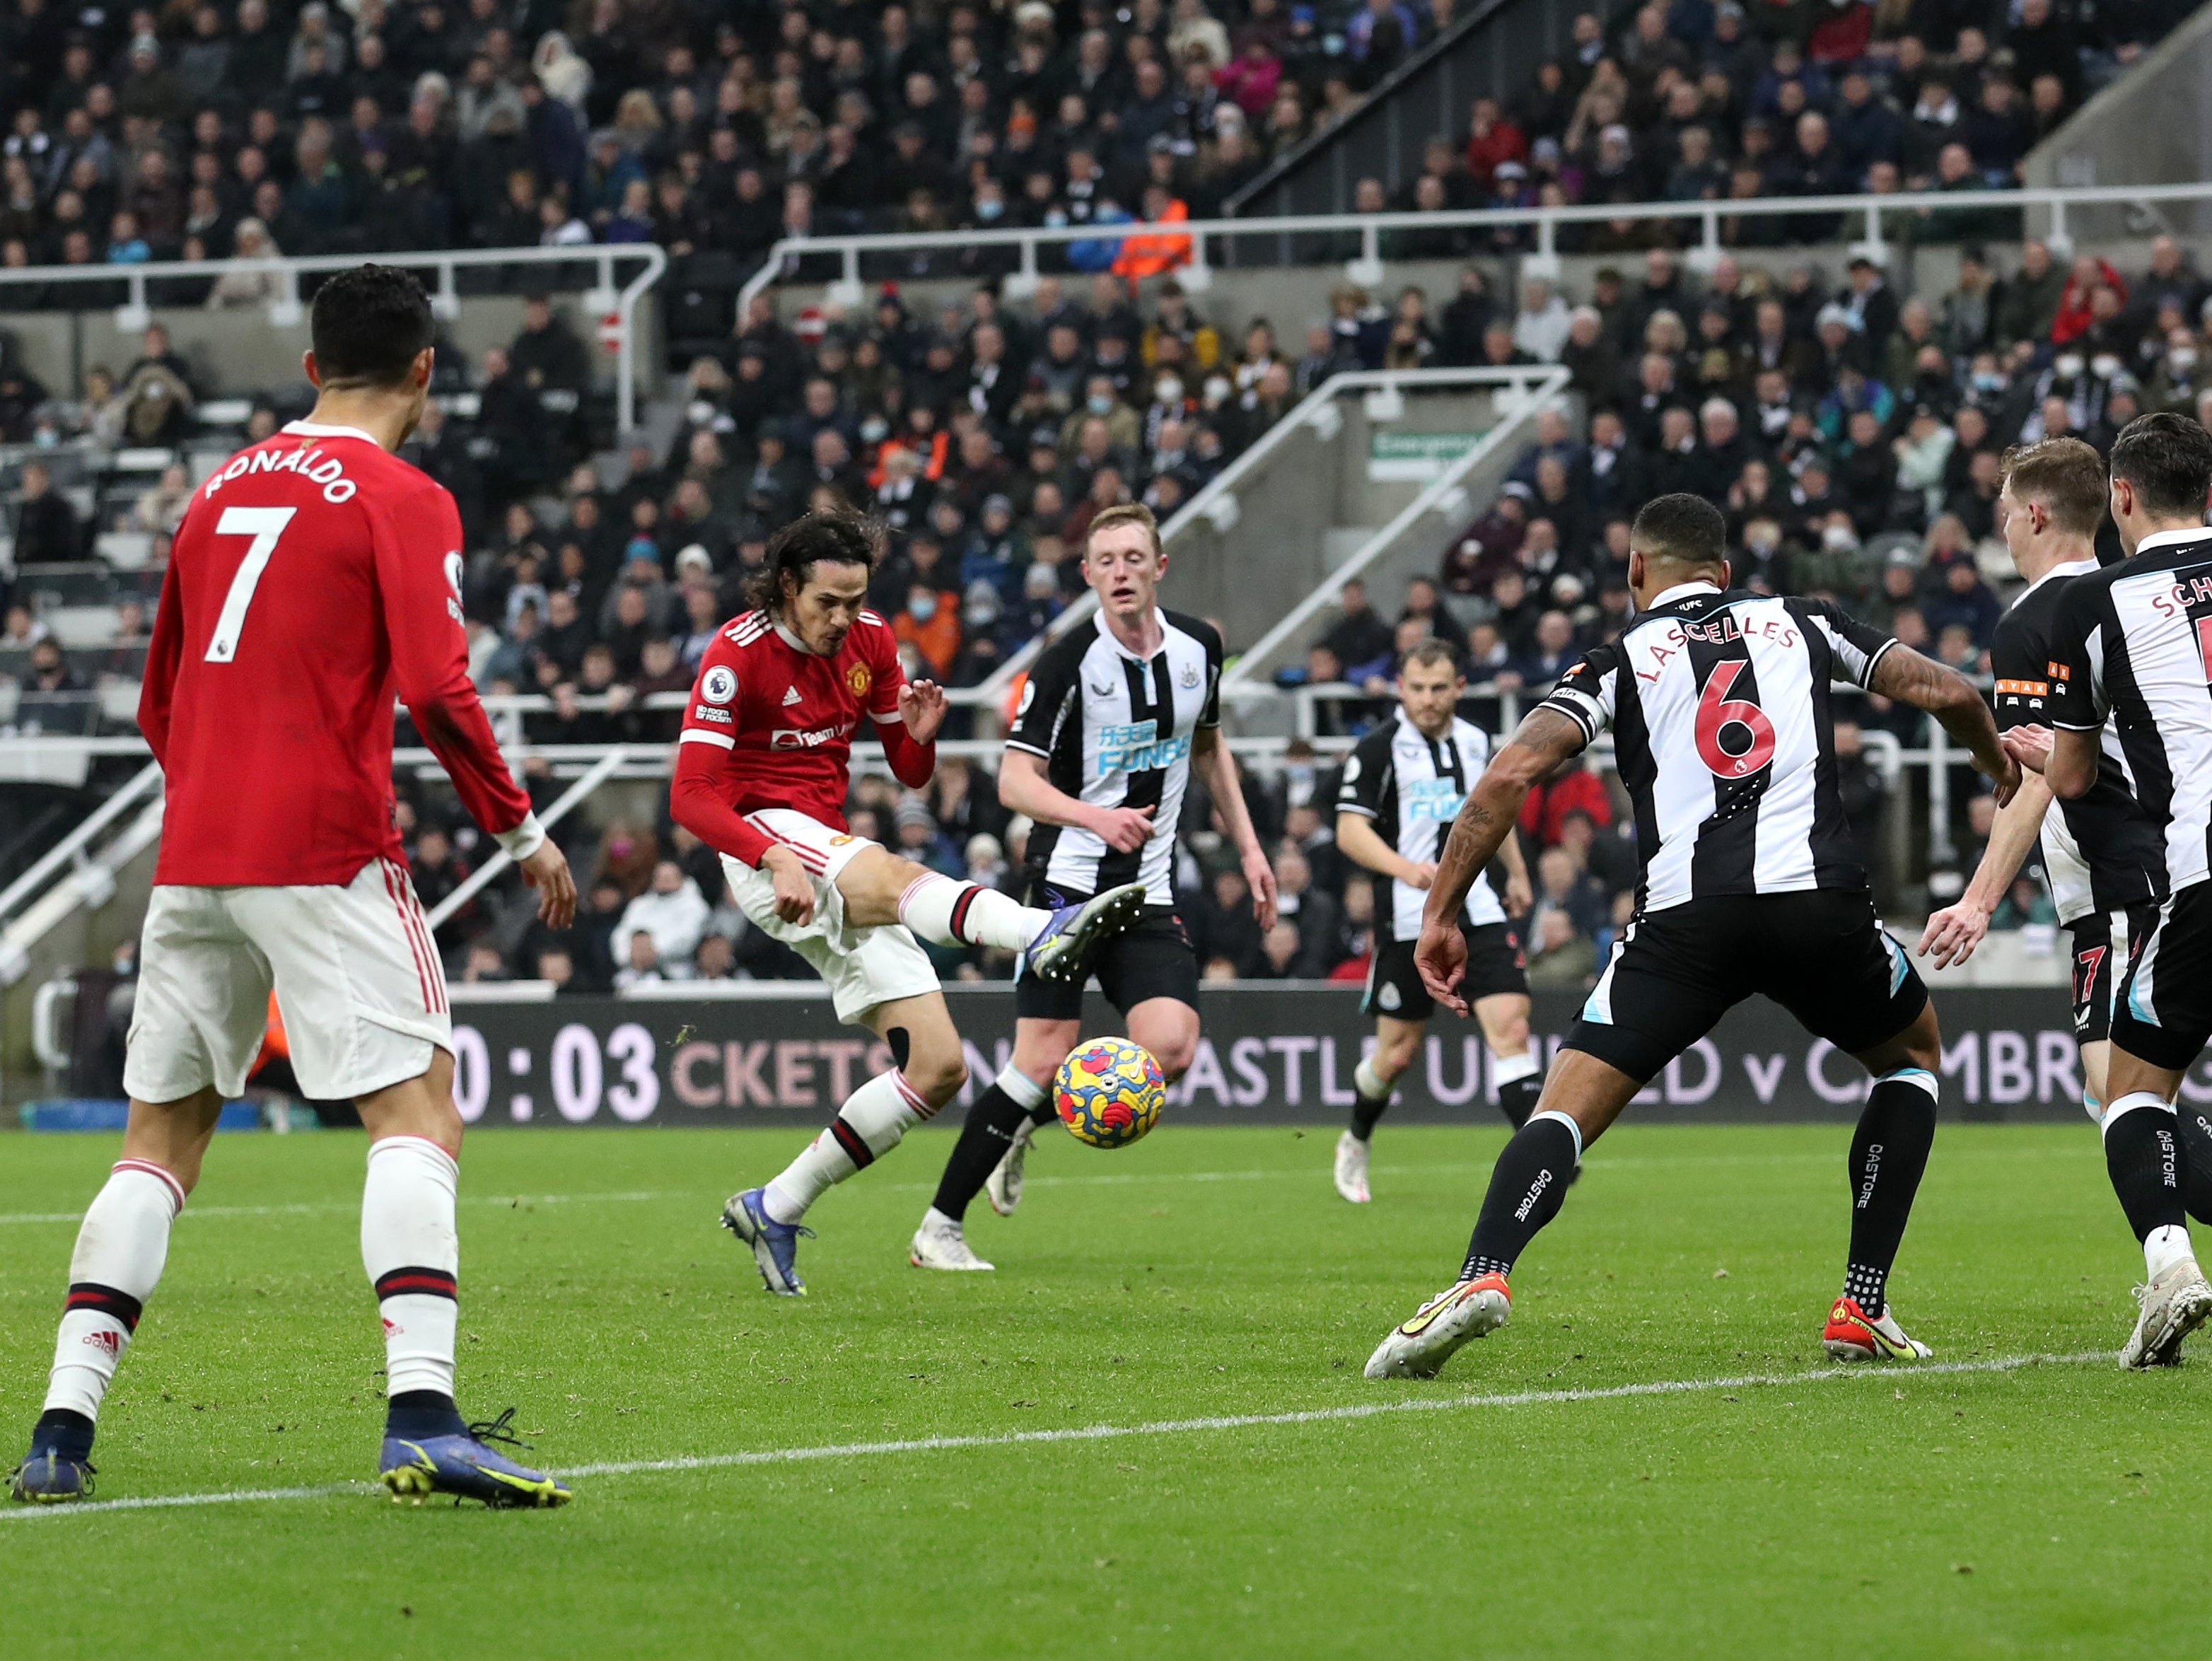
[2,0,2205,1002]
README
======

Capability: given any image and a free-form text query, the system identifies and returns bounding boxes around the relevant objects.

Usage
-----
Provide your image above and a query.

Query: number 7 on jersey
[204,506,298,663]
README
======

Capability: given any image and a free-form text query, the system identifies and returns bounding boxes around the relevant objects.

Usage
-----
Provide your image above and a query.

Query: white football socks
[43,1160,184,1421]
[763,1069,936,1223]
[896,872,1052,952]
[1492,1050,1541,1087]
[361,1135,461,1400]
[2146,1223,2197,1282]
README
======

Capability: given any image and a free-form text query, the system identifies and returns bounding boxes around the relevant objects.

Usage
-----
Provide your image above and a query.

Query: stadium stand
[2,0,2208,1010]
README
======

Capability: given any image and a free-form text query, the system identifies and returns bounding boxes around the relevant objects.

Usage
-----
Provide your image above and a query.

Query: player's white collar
[2013,555,2098,605]
[2132,526,2212,557]
[282,419,380,445]
[1094,606,1168,661]
[774,619,810,653]
[1644,578,1725,610]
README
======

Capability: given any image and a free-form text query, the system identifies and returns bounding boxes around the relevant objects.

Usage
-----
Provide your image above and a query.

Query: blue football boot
[1017,882,1146,984]
[379,1409,571,1508]
[721,1186,811,1295]
[9,1450,95,1505]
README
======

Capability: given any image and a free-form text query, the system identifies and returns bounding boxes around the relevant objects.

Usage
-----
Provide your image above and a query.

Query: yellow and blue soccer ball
[1054,1037,1167,1150]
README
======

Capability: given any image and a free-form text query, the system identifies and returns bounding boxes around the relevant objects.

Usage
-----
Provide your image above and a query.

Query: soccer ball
[1054,1037,1167,1150]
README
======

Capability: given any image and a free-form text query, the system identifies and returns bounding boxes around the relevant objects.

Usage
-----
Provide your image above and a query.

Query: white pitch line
[0,1192,665,1227]
[1,1348,2107,1522]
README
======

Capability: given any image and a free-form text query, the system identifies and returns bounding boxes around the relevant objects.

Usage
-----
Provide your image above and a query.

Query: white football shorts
[124,853,452,1103]
[722,808,939,1023]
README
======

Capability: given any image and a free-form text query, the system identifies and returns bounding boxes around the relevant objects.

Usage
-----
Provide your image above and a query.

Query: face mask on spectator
[2054,353,2085,379]
[1822,523,1859,552]
[2170,346,2198,370]
[860,415,888,443]
[909,593,938,622]
[2090,354,2123,380]
[1204,375,1232,407]
[1154,376,1182,404]
[1088,392,1114,415]
[1972,370,2006,393]
[976,198,1003,221]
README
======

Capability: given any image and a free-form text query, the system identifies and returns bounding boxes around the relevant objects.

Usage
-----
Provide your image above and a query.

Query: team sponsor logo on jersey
[700,665,738,705]
[1097,718,1189,775]
[781,684,803,706]
[847,663,872,697]
[1994,678,2049,697]
[1402,777,1465,821]
[1088,677,1115,697]
[772,721,858,750]
[692,704,733,724]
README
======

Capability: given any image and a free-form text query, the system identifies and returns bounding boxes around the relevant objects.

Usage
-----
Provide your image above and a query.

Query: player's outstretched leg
[1822,1065,1939,1362]
[2101,1092,2212,1368]
[885,864,1145,987]
[9,1122,196,1504]
[362,1064,568,1508]
[726,993,966,1292]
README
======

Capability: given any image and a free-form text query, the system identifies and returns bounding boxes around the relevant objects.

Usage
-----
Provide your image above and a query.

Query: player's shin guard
[1841,1067,1937,1315]
[1350,1058,1395,1141]
[897,872,1052,952]
[40,1160,183,1433]
[764,1069,935,1223]
[2103,1093,2193,1274]
[931,1064,1047,1222]
[361,1136,461,1418]
[1492,1050,1542,1129]
[1460,1110,1581,1281]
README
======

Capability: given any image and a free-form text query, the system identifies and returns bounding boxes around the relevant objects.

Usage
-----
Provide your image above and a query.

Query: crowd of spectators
[0,0,1484,284]
[0,0,2185,296]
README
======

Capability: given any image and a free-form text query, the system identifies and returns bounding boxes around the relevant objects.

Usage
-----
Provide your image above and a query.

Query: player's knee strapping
[1842,1067,1938,1315]
[361,1136,460,1400]
[1460,1109,1581,1281]
[896,871,1051,953]
[44,1160,184,1421]
[1350,1056,1395,1141]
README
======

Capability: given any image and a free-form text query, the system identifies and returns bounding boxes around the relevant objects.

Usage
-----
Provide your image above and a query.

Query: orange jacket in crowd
[1113,198,1192,279]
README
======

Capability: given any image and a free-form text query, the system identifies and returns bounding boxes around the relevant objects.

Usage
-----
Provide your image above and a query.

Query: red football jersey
[142,421,532,886]
[675,606,908,844]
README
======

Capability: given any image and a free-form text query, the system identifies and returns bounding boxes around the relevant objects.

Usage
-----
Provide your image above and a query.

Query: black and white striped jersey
[1336,710,1506,941]
[2050,528,2212,895]
[1539,581,1895,915]
[1008,607,1223,904]
[1992,557,2167,923]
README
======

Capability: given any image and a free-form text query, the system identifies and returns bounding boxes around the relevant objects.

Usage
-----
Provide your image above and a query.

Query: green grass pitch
[1,1119,2204,1658]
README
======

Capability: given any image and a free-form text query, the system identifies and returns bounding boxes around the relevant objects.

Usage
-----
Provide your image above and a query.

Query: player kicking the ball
[668,512,1143,1295]
[1364,495,2019,1380]
[1332,638,1536,1204]
[10,267,580,1507]
[909,503,1277,1271]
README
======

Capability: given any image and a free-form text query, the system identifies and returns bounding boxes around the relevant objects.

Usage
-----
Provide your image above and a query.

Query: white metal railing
[0,244,668,435]
[424,745,632,930]
[738,179,2212,318]
[1218,367,1571,691]
[959,363,1572,711]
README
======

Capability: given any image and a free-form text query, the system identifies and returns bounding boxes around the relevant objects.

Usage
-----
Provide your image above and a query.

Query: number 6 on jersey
[204,506,298,663]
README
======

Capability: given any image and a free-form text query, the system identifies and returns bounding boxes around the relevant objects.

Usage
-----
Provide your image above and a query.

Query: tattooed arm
[1416,706,1588,1013]
[1868,642,2020,806]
